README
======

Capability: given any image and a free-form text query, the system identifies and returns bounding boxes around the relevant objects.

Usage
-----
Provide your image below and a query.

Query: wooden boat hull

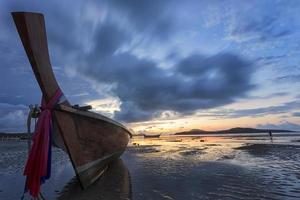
[11,12,131,189]
[54,105,130,188]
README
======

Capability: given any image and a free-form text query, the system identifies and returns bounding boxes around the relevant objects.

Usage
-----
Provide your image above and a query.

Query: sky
[0,0,300,133]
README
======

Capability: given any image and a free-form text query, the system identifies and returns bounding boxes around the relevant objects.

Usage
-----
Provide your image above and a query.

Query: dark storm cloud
[0,0,272,130]
[106,0,173,40]
[71,2,256,122]
[175,54,254,98]
[80,36,255,122]
[1,0,181,125]
[87,22,130,60]
[116,101,154,123]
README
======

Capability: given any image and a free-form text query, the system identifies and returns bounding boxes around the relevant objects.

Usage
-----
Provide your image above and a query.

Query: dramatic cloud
[80,44,255,122]
[196,101,300,119]
[0,103,27,132]
[0,0,299,131]
[85,21,131,62]
[226,1,295,42]
[293,112,300,117]
[277,74,300,83]
[257,121,300,131]
[106,0,173,40]
[247,92,289,100]
[0,36,41,105]
[230,101,300,118]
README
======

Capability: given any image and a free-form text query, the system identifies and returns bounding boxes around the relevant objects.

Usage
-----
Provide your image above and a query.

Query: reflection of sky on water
[127,136,240,161]
[123,134,300,199]
[1,134,300,199]
[127,133,300,162]
[0,141,74,199]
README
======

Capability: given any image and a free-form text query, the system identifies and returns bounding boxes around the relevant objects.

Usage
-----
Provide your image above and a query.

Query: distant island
[0,132,28,140]
[174,127,295,135]
[1,127,296,139]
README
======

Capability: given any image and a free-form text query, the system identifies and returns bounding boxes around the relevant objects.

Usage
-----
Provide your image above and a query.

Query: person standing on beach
[268,130,273,142]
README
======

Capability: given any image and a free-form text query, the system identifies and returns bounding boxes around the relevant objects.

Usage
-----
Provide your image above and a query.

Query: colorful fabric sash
[23,89,63,197]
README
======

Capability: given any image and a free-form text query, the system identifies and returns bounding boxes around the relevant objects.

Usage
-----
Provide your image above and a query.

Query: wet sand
[1,134,300,199]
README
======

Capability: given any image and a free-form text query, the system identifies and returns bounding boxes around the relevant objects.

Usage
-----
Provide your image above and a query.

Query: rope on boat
[26,104,40,154]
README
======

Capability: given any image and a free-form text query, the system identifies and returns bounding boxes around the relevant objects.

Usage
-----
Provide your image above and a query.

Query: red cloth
[23,89,62,197]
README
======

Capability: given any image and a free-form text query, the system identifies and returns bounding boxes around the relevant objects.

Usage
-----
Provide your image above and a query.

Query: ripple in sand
[235,143,300,199]
[128,145,161,154]
[179,147,207,156]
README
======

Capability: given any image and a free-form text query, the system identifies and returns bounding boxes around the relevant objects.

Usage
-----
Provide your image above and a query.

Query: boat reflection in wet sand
[12,12,132,189]
[58,159,132,200]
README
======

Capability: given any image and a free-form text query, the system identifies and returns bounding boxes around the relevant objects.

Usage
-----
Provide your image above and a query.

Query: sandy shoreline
[1,135,300,199]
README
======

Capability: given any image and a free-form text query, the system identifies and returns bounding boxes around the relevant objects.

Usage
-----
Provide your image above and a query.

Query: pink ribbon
[23,89,62,197]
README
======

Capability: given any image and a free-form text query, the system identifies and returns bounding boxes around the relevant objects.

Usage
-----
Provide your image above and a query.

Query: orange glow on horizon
[128,113,300,134]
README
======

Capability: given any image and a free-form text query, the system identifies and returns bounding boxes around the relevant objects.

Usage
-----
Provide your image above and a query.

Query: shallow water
[1,133,300,199]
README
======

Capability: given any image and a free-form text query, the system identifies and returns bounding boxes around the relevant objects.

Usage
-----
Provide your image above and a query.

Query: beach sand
[1,134,300,199]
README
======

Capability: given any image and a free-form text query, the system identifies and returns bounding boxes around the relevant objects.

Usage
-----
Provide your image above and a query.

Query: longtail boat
[12,12,132,190]
[143,134,161,138]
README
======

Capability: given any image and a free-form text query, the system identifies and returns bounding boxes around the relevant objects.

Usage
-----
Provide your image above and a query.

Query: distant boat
[12,12,132,189]
[143,134,161,138]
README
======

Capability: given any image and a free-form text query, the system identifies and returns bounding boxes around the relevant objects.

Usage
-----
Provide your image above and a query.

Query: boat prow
[12,12,131,188]
[54,105,131,188]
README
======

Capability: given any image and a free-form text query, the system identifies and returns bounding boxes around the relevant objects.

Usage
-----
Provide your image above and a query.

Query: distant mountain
[174,127,294,135]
